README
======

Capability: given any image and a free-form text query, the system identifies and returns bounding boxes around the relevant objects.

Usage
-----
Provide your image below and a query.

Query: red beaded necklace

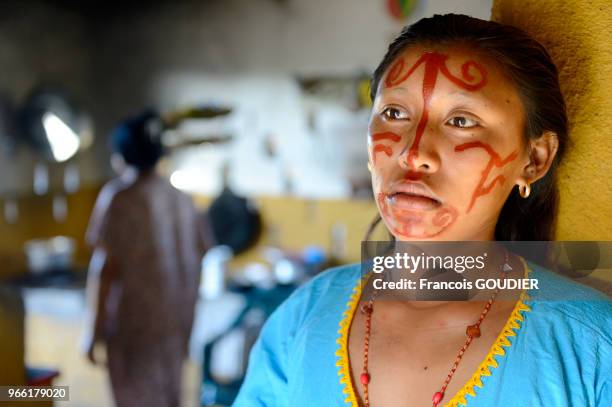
[359,254,511,407]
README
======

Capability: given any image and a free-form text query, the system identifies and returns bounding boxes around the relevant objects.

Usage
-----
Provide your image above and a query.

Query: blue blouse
[233,261,611,406]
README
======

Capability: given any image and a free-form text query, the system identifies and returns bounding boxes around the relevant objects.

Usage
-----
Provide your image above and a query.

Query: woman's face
[369,45,530,241]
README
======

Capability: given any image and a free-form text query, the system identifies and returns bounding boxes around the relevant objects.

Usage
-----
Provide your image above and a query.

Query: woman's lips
[387,192,442,211]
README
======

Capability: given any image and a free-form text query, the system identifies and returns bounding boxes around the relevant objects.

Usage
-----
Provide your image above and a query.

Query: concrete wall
[0,0,494,198]
[93,0,493,198]
[0,1,99,196]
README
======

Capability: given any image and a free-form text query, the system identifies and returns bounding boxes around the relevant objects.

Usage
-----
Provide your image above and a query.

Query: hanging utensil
[20,86,94,220]
[21,87,93,163]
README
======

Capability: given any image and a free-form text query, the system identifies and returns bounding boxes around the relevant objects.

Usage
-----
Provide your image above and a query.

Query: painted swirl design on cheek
[373,144,393,161]
[372,132,402,142]
[432,207,458,228]
[371,132,401,163]
[454,141,518,213]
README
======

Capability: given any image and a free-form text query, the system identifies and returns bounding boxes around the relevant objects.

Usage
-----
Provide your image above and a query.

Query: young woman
[233,14,611,406]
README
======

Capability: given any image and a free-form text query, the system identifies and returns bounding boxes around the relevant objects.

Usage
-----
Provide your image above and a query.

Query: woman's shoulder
[287,263,361,305]
[267,263,362,327]
[526,261,612,345]
[86,178,129,246]
[299,263,363,296]
[528,261,610,300]
[95,177,133,207]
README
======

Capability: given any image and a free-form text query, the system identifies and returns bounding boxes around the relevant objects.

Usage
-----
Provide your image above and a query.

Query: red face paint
[371,131,401,163]
[432,207,458,229]
[384,52,487,170]
[377,192,458,239]
[404,171,423,181]
[454,141,518,213]
[372,132,402,143]
[374,52,495,239]
[372,144,393,163]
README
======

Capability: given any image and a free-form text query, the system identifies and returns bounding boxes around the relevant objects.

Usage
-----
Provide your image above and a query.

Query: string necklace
[359,253,511,407]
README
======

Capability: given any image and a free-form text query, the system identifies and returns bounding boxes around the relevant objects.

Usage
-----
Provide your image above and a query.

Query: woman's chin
[387,219,435,240]
[383,215,458,240]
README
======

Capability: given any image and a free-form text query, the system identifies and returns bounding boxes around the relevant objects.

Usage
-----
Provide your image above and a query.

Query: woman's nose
[398,129,441,174]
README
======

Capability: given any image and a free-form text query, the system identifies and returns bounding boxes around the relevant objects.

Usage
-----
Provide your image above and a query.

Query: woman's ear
[519,131,559,184]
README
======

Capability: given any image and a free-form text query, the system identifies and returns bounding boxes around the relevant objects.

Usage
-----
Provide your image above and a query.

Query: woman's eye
[447,116,478,128]
[382,107,409,121]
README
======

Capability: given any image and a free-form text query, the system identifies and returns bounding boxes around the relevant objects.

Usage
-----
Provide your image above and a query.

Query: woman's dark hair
[368,13,568,241]
[110,110,164,171]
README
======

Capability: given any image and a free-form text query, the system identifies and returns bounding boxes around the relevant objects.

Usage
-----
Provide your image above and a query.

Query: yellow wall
[0,187,383,278]
[492,0,612,240]
[0,188,98,278]
[193,195,384,267]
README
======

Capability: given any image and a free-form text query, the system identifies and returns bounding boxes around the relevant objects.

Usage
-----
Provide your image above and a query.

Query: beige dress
[87,172,208,407]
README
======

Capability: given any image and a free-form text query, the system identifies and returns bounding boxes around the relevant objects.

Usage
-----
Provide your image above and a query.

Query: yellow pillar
[492,0,612,240]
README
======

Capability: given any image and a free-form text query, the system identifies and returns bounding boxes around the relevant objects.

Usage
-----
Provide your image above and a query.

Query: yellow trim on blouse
[336,258,533,406]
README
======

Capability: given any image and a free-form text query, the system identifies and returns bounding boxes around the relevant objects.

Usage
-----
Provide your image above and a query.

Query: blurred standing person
[83,111,211,407]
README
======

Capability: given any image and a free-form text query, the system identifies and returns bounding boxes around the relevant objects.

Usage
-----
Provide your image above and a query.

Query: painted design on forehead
[455,141,518,213]
[371,131,401,163]
[384,52,487,169]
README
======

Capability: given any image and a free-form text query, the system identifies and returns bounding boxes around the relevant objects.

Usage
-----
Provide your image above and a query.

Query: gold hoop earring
[519,183,531,198]
[367,162,373,173]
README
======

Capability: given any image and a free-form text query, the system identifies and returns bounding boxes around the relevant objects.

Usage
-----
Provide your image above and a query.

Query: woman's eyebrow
[381,86,409,95]
[446,90,482,99]
[378,86,419,102]
[444,91,490,109]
